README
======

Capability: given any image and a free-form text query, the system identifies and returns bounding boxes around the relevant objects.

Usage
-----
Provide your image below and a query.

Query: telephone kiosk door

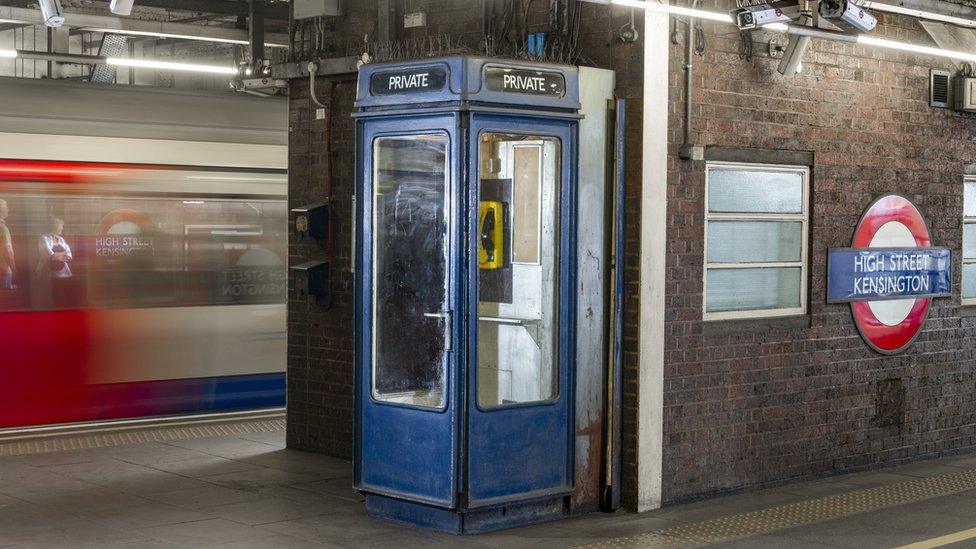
[467,116,576,507]
[355,113,462,508]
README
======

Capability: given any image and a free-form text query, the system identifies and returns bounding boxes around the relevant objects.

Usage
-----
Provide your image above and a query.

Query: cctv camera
[819,0,877,33]
[37,0,64,27]
[731,0,801,31]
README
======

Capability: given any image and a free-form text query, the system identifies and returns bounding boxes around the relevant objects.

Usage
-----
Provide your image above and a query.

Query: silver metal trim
[0,407,285,442]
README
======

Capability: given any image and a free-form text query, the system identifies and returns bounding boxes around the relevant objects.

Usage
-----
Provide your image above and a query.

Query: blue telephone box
[354,56,610,534]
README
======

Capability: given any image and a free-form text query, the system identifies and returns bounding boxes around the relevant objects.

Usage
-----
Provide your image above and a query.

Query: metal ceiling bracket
[271,56,360,79]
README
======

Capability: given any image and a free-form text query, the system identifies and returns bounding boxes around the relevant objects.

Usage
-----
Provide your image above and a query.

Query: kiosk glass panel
[477,132,560,408]
[371,134,449,408]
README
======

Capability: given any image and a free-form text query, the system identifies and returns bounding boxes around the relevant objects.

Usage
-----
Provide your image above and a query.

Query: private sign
[827,194,951,354]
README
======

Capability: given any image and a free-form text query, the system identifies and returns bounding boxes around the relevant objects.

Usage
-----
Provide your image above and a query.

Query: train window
[0,193,286,312]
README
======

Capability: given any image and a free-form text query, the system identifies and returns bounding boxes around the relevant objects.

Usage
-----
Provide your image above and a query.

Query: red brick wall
[661,7,976,502]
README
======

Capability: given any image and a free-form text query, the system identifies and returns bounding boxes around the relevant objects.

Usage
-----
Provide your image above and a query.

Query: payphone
[353,56,616,533]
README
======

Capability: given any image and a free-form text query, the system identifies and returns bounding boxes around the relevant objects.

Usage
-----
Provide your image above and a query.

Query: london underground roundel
[826,195,951,354]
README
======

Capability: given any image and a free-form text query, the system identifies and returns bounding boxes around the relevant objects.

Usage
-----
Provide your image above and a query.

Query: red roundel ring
[850,194,932,354]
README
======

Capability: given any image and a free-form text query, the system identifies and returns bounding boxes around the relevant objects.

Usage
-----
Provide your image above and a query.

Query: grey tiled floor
[4,427,976,548]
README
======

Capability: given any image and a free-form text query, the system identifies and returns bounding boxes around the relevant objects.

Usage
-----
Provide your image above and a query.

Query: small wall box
[291,260,330,299]
[294,0,341,19]
[293,202,329,240]
[956,76,976,112]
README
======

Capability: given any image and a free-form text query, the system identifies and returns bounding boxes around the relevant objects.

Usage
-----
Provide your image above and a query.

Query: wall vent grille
[931,69,950,108]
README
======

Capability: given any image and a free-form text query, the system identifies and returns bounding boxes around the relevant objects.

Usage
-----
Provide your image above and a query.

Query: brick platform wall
[661,8,976,502]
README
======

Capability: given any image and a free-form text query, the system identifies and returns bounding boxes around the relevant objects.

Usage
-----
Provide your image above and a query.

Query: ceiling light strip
[1,49,238,74]
[580,0,976,64]
[106,57,239,74]
[80,27,288,48]
[859,1,976,29]
[609,0,734,22]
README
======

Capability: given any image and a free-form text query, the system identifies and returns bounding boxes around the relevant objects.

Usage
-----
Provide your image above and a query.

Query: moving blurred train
[0,77,287,430]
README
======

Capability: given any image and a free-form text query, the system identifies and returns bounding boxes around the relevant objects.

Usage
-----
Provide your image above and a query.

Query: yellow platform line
[581,468,976,548]
[894,527,976,549]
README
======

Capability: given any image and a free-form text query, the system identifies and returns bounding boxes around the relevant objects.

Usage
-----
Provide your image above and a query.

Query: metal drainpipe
[678,2,700,160]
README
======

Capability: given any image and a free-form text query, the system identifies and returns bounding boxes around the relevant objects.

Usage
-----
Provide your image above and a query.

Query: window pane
[965,223,976,259]
[965,264,976,298]
[372,134,449,408]
[966,180,976,217]
[708,169,803,213]
[705,267,801,313]
[477,133,560,407]
[0,192,286,312]
[707,221,802,263]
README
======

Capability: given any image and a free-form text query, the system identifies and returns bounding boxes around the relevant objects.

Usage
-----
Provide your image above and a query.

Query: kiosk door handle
[423,311,453,352]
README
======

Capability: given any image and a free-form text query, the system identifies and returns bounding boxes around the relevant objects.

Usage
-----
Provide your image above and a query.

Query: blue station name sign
[826,247,951,303]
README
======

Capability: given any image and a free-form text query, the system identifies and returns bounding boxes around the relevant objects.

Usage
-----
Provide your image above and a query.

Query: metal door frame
[463,112,578,509]
[354,112,463,508]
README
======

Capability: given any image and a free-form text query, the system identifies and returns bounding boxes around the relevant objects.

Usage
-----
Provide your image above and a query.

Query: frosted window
[965,264,976,298]
[964,178,976,302]
[966,180,976,217]
[705,267,802,313]
[708,169,803,213]
[964,223,976,259]
[707,221,802,263]
[704,163,808,319]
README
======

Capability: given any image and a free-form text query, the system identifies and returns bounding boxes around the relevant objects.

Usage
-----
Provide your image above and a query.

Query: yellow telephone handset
[479,201,504,270]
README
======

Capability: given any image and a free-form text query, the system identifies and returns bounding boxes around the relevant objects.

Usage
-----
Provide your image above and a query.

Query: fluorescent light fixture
[609,0,734,22]
[600,0,976,65]
[0,49,17,58]
[858,34,976,62]
[106,57,239,74]
[859,1,976,29]
[82,27,288,48]
[763,22,976,63]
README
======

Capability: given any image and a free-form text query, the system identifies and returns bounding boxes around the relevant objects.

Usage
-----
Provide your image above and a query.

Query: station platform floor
[3,417,976,548]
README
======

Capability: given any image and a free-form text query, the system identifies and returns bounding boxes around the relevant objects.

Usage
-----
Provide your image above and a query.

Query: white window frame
[963,176,976,306]
[703,161,810,321]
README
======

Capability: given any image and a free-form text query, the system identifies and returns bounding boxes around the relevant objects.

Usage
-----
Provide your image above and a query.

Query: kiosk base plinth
[363,493,570,534]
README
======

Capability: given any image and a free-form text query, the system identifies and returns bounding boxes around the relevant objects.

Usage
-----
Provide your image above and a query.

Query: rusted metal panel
[572,66,616,513]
